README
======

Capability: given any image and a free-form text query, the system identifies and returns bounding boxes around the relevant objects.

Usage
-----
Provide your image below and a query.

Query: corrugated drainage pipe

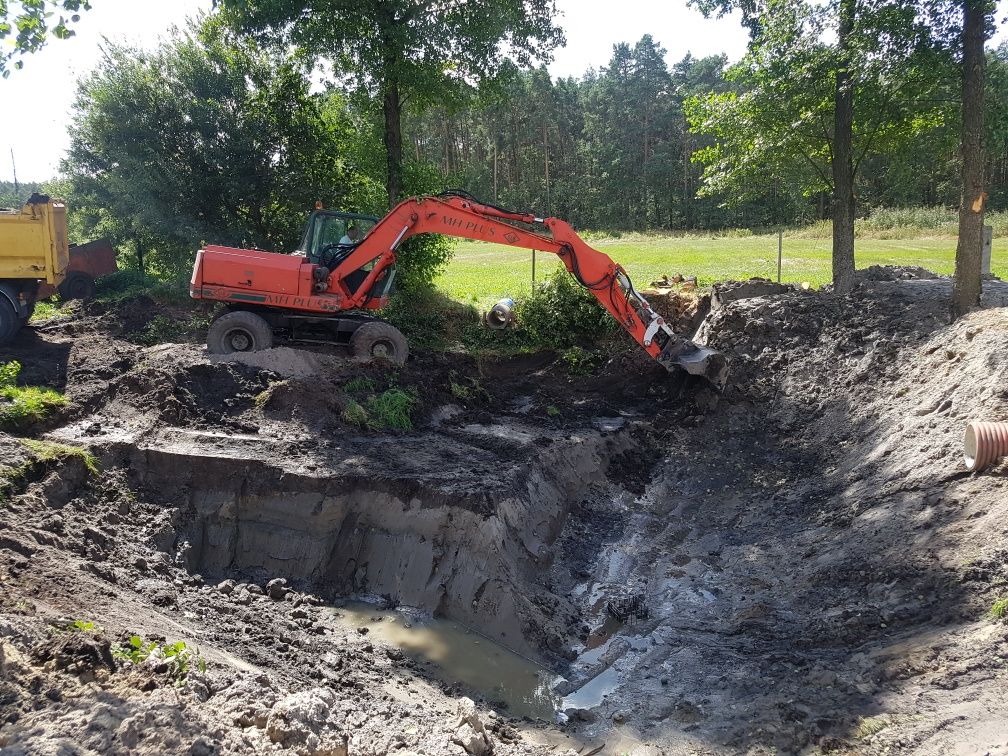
[963,421,1008,472]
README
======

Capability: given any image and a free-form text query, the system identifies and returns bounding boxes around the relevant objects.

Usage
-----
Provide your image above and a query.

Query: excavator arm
[328,193,728,389]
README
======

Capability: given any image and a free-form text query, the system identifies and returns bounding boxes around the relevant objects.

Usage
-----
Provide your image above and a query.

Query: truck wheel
[350,322,409,365]
[207,311,273,355]
[60,274,96,301]
[0,297,21,346]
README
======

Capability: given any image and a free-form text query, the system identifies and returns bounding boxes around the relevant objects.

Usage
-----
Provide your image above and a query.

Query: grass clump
[366,388,417,431]
[989,597,1008,620]
[20,439,99,475]
[341,400,371,429]
[342,388,418,431]
[344,376,378,393]
[856,714,892,739]
[0,361,67,431]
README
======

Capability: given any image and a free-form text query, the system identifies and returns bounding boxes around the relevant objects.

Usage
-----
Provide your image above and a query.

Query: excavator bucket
[656,335,730,390]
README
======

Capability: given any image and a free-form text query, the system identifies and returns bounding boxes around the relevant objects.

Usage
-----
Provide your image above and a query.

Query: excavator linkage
[190,192,730,389]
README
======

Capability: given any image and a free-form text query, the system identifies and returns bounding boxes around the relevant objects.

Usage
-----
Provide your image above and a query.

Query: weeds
[0,361,67,431]
[560,346,599,375]
[515,269,618,349]
[366,388,417,431]
[989,597,1008,620]
[21,439,99,475]
[30,300,61,322]
[342,388,418,431]
[344,376,378,393]
[546,405,561,417]
[114,635,207,685]
[856,714,892,739]
[341,400,370,429]
[67,619,100,632]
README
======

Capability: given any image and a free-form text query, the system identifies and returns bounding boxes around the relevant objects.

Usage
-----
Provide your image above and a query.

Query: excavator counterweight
[190,193,728,389]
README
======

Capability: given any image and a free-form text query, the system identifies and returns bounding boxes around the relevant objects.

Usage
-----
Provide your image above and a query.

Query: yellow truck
[0,193,70,345]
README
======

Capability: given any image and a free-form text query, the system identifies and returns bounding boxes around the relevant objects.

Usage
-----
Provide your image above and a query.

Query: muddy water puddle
[330,602,563,720]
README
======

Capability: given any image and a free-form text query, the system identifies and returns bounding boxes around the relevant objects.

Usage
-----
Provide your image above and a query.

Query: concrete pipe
[484,298,515,330]
[963,421,1008,472]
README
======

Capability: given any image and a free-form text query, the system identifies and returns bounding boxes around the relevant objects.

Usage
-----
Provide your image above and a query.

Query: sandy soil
[1,269,1007,755]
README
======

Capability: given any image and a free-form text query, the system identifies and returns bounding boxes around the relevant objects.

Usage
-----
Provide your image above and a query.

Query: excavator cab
[297,210,380,266]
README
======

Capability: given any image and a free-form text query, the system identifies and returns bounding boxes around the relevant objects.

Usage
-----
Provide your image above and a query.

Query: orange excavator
[189,191,728,388]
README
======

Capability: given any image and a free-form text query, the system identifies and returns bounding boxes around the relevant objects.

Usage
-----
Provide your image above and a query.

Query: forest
[0,0,1003,304]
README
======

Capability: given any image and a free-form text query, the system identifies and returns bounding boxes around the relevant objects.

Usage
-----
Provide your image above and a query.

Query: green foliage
[114,635,207,685]
[64,16,382,280]
[990,598,1008,620]
[685,0,954,216]
[448,371,488,403]
[545,405,561,417]
[514,269,618,348]
[67,619,100,632]
[94,270,189,305]
[21,439,99,475]
[344,376,378,394]
[341,387,418,431]
[365,389,417,431]
[0,362,68,432]
[0,0,91,77]
[30,300,61,323]
[341,400,371,429]
[560,346,600,375]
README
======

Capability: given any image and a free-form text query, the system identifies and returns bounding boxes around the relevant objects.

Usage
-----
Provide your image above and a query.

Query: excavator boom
[190,193,728,388]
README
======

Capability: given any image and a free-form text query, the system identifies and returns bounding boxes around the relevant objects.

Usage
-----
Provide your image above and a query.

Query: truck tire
[207,310,273,355]
[350,321,409,365]
[0,296,21,346]
[60,273,96,301]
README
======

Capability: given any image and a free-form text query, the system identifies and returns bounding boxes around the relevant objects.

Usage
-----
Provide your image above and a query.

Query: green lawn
[436,233,1007,304]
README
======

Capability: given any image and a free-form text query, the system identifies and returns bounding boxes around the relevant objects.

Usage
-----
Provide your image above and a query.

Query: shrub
[515,268,618,348]
[114,635,207,685]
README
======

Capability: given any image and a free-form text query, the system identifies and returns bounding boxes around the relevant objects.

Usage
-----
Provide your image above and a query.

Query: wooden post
[982,224,993,277]
[493,140,498,204]
[532,249,537,285]
[777,230,783,283]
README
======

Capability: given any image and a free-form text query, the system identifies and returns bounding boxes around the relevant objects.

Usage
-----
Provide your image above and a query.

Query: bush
[514,268,618,348]
[95,270,190,305]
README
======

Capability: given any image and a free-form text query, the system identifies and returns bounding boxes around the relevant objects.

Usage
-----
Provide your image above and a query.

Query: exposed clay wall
[123,428,627,657]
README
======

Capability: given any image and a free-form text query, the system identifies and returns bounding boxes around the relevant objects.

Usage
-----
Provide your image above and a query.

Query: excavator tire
[207,310,274,355]
[351,321,409,366]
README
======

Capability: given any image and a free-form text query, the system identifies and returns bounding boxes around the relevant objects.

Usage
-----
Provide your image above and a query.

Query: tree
[687,0,952,290]
[64,17,382,278]
[216,0,564,207]
[0,0,91,76]
[950,0,989,317]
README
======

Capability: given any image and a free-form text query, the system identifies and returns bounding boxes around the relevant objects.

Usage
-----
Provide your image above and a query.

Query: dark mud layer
[112,423,629,659]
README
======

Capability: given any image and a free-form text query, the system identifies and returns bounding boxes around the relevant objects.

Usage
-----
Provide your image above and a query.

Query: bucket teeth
[657,337,729,390]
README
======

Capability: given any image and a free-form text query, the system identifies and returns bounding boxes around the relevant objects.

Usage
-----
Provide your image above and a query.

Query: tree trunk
[951,0,986,319]
[383,77,403,207]
[831,0,856,294]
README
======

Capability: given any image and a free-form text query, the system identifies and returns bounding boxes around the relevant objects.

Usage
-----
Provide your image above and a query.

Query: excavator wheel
[350,321,409,366]
[207,310,274,355]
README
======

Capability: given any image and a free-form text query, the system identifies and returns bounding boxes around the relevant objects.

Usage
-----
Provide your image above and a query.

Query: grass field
[436,233,1007,303]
